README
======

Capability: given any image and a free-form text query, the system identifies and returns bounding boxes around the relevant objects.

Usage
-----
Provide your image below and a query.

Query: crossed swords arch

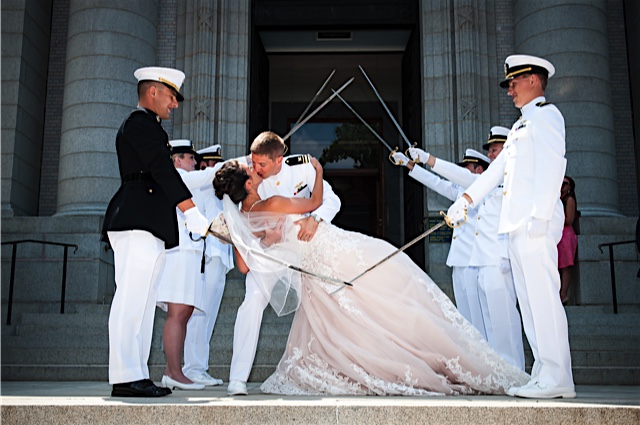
[210,67,464,295]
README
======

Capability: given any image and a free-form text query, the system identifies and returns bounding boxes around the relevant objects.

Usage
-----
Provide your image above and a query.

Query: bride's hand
[310,156,323,178]
[260,217,285,247]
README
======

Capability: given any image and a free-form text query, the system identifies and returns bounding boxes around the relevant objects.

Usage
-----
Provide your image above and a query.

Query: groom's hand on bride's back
[295,216,319,242]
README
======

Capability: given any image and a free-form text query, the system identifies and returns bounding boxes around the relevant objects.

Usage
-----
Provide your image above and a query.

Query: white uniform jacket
[198,161,233,272]
[257,155,341,223]
[408,165,477,268]
[430,160,509,266]
[173,167,217,252]
[465,96,567,234]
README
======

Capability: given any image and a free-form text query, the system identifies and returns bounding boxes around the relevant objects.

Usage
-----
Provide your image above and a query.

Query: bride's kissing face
[245,164,263,187]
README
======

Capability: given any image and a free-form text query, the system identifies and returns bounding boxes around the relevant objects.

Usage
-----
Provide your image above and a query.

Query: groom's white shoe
[506,378,537,397]
[227,380,248,396]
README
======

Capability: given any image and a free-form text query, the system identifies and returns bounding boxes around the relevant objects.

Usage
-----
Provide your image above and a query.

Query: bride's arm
[234,247,250,274]
[264,156,324,214]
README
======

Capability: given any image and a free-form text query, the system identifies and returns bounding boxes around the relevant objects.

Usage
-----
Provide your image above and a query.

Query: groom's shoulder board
[285,154,310,166]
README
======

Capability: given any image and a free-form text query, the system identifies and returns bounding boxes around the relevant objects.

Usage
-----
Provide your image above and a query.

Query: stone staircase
[2,277,639,384]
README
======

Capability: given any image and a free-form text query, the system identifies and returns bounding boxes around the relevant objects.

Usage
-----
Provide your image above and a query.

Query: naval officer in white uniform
[227,131,341,396]
[407,128,525,371]
[392,149,489,341]
[182,144,234,387]
[447,55,574,398]
[156,139,219,391]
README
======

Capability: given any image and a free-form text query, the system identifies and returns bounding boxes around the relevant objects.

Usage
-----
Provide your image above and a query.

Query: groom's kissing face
[251,153,280,179]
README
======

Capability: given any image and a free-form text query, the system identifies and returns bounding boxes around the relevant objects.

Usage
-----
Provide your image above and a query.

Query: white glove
[446,196,469,226]
[499,257,511,274]
[527,217,549,239]
[408,147,430,164]
[391,152,411,166]
[184,207,210,236]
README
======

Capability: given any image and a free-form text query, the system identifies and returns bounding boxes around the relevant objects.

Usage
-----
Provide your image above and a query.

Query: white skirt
[156,248,206,313]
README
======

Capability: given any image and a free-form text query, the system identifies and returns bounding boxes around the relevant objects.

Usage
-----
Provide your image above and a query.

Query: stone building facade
[2,0,639,351]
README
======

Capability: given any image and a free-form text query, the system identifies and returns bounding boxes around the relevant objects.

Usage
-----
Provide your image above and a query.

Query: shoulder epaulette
[536,101,553,107]
[285,154,310,166]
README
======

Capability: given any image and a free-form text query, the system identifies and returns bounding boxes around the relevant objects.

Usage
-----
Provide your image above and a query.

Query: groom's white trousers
[229,272,271,382]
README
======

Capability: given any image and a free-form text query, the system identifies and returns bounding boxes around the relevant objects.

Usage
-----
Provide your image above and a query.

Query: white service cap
[134,66,186,101]
[500,54,555,88]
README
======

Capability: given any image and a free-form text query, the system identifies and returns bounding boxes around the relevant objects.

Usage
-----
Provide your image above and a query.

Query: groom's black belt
[121,172,153,184]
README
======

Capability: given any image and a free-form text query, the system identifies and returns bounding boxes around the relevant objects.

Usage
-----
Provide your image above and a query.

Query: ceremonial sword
[291,70,336,131]
[204,228,352,288]
[329,212,454,296]
[359,65,414,150]
[332,89,408,166]
[282,76,355,141]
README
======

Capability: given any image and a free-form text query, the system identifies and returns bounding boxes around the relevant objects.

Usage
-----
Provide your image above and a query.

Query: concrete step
[3,382,637,425]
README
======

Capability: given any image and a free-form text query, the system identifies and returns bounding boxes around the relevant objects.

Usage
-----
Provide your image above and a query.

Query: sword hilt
[440,210,467,229]
[404,142,420,163]
[388,147,409,166]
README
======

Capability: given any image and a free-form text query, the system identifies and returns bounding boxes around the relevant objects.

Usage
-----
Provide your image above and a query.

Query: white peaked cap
[484,126,510,150]
[500,54,555,88]
[134,66,185,101]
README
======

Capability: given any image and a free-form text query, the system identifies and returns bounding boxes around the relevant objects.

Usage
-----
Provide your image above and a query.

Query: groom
[227,131,341,395]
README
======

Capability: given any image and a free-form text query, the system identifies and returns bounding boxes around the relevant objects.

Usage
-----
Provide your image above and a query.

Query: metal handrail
[1,239,78,325]
[597,239,637,314]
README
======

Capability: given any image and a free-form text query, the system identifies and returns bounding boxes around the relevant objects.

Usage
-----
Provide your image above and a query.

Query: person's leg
[228,272,270,383]
[183,257,226,382]
[510,228,574,392]
[478,265,525,370]
[163,303,195,383]
[462,267,487,340]
[108,230,164,384]
[559,267,571,304]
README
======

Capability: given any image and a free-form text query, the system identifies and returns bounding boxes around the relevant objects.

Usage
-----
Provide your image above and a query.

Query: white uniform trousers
[476,265,525,370]
[229,272,271,382]
[107,230,166,384]
[183,257,227,377]
[508,226,574,388]
[451,266,487,340]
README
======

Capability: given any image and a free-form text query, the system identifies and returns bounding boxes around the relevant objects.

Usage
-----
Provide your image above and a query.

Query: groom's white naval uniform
[429,130,525,370]
[229,154,341,392]
[447,55,573,398]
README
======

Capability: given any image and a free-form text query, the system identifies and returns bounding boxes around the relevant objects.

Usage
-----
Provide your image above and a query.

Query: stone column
[55,0,158,215]
[1,1,52,217]
[420,0,497,214]
[175,0,250,158]
[514,0,621,216]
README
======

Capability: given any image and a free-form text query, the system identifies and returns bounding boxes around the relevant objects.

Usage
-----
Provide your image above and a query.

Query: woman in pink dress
[558,176,578,305]
[212,158,529,396]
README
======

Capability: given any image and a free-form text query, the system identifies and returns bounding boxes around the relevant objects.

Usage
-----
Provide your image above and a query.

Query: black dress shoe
[111,379,172,397]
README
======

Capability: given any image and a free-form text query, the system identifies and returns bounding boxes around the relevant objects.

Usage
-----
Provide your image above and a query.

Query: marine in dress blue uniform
[102,67,210,397]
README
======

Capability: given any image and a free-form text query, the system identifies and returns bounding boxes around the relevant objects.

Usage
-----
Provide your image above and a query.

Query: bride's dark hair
[213,160,250,203]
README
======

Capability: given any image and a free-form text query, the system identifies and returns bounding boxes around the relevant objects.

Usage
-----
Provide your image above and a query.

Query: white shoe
[160,375,205,391]
[513,382,576,399]
[506,378,538,396]
[188,372,224,386]
[227,380,248,396]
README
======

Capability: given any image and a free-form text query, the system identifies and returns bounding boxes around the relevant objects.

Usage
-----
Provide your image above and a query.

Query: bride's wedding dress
[221,196,529,396]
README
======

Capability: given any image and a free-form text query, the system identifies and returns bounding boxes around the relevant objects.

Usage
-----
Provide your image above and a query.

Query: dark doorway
[249,0,424,267]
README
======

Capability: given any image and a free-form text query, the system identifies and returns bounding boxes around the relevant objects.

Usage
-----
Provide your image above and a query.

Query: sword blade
[332,89,394,153]
[282,77,355,141]
[206,229,352,287]
[359,65,413,149]
[330,219,447,296]
[292,70,336,129]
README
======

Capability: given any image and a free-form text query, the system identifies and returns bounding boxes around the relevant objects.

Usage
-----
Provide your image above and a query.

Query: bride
[212,158,529,396]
